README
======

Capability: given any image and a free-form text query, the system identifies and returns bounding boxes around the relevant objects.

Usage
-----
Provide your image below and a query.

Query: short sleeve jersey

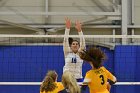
[84,67,115,93]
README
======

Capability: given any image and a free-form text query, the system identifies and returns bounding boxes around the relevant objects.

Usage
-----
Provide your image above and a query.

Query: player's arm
[107,82,111,92]
[104,67,117,85]
[63,17,71,56]
[83,80,90,85]
[82,72,91,85]
[108,77,117,85]
[75,20,86,51]
[80,79,89,92]
[80,71,91,91]
[80,83,88,92]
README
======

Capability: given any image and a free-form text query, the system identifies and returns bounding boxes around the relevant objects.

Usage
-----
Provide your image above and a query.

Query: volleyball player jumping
[79,47,117,93]
[63,17,86,81]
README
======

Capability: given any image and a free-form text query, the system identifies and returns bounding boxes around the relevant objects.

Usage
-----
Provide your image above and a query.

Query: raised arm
[63,17,71,57]
[75,20,86,51]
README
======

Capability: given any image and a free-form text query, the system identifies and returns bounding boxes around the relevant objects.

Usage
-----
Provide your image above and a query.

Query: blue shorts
[77,78,83,82]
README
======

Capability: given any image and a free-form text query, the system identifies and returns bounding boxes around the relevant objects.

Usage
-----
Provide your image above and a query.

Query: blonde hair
[62,71,80,93]
[40,70,58,92]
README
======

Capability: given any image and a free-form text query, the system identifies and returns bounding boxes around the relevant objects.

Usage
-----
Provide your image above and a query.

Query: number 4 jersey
[83,66,116,93]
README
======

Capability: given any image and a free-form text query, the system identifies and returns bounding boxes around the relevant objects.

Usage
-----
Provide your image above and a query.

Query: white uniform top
[63,28,85,79]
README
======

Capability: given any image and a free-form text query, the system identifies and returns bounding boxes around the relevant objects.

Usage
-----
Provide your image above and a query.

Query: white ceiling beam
[121,0,128,44]
[1,24,140,29]
[45,0,48,18]
[0,35,139,38]
[132,0,134,24]
[91,0,111,12]
[0,19,44,33]
[0,12,121,16]
[0,24,121,28]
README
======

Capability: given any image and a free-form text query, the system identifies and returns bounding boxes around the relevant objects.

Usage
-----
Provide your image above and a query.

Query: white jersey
[63,52,83,79]
[63,28,85,79]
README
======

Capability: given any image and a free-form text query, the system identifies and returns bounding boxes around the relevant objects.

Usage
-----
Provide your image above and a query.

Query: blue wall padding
[0,45,140,93]
[135,46,140,82]
[114,45,137,82]
[112,85,140,93]
[0,85,40,93]
[0,46,113,82]
[114,45,140,93]
[0,46,65,82]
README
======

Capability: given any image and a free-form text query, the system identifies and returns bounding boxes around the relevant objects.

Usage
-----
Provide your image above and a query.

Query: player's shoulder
[96,66,106,73]
[56,82,63,86]
[100,66,106,70]
[86,69,93,75]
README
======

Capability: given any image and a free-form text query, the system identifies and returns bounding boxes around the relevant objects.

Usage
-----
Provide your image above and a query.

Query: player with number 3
[78,47,117,93]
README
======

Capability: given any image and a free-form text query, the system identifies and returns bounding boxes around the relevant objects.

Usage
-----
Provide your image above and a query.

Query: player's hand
[65,17,71,29]
[75,20,82,32]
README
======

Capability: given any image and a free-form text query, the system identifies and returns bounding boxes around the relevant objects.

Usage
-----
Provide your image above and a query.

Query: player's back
[85,67,110,93]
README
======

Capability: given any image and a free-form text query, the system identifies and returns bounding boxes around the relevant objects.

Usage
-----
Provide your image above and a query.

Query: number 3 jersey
[84,66,116,93]
[63,52,83,79]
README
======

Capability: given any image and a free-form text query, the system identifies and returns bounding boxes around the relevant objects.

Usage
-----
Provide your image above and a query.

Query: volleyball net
[0,35,140,89]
